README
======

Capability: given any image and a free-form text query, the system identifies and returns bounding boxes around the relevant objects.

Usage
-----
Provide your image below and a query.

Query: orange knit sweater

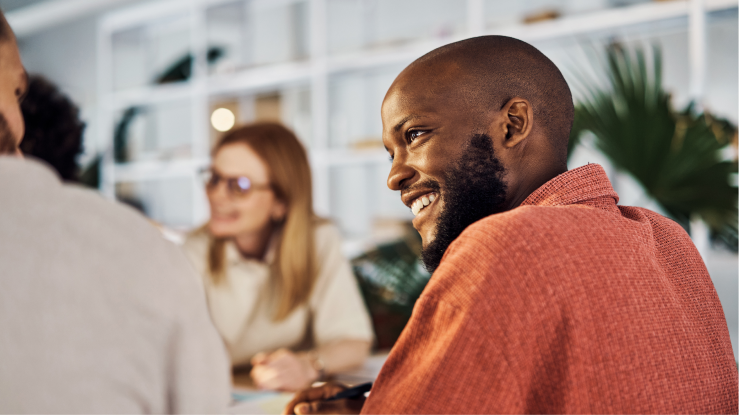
[363,164,737,414]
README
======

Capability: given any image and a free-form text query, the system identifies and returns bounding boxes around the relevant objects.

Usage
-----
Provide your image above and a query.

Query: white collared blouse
[182,222,374,366]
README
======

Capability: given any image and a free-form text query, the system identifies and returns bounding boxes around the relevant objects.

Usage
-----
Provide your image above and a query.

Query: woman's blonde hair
[207,122,320,321]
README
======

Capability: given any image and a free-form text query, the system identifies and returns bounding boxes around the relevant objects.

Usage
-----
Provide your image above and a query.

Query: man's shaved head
[382,36,574,272]
[407,36,573,160]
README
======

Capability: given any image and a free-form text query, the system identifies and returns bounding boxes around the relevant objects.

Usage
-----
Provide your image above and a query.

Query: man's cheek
[421,201,445,248]
[7,107,23,145]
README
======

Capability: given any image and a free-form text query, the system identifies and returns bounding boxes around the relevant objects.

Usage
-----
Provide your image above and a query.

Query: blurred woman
[183,122,373,391]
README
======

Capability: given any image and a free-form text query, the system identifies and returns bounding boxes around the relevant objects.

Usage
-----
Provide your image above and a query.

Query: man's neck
[506,164,567,209]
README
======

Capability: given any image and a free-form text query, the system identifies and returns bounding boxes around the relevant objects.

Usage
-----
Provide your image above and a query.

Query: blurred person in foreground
[19,74,84,181]
[183,122,373,392]
[285,36,738,414]
[0,10,230,413]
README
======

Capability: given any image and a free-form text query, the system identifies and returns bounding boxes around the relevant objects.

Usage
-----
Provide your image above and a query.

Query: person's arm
[309,338,371,375]
[283,382,362,415]
[251,224,373,392]
[250,339,370,391]
[252,224,374,391]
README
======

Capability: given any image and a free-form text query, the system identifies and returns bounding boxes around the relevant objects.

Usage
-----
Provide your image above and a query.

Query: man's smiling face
[382,63,508,271]
[382,68,466,247]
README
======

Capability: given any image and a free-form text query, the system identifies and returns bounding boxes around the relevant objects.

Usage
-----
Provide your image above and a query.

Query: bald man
[285,36,737,414]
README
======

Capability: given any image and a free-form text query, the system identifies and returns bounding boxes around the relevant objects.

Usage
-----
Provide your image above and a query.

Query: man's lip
[411,194,439,229]
[401,189,439,208]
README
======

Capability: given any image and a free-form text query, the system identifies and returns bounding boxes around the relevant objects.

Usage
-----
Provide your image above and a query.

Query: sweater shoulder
[424,205,621,309]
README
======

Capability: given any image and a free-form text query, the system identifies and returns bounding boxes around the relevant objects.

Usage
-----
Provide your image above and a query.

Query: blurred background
[4,0,737,356]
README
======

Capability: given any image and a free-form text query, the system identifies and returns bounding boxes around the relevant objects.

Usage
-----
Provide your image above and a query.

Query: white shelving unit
[96,0,737,234]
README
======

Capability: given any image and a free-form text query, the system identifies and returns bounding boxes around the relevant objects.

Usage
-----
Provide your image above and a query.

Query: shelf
[491,0,737,43]
[490,0,688,42]
[326,38,448,75]
[107,62,313,108]
[108,81,195,110]
[100,0,309,34]
[111,149,391,182]
[207,60,313,97]
[98,0,736,229]
[312,148,390,167]
[113,158,209,182]
[105,0,737,109]
[327,0,737,74]
[99,0,191,34]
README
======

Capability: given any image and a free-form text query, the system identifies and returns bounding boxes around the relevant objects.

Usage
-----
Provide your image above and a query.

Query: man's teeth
[411,194,436,216]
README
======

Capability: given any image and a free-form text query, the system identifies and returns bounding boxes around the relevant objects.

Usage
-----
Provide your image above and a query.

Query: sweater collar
[520,164,619,210]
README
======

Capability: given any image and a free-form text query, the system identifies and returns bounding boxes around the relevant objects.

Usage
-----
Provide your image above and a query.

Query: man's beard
[0,112,17,155]
[421,133,507,273]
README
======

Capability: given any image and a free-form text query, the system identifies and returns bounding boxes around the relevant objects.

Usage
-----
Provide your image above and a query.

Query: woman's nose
[207,181,230,201]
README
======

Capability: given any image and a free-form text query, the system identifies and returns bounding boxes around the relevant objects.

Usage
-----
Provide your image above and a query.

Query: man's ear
[501,97,533,148]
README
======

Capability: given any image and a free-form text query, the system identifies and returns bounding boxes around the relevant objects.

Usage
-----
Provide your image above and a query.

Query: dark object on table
[352,231,430,350]
[326,382,372,401]
[20,75,85,182]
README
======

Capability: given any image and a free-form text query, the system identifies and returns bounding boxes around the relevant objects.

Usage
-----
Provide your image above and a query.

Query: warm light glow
[211,108,235,132]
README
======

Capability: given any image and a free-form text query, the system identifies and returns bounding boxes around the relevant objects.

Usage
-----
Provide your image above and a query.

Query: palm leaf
[569,44,738,251]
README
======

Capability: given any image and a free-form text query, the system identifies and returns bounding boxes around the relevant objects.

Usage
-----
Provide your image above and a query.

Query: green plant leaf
[569,44,738,251]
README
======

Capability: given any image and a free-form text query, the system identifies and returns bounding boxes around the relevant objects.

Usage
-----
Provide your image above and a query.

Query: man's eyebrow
[393,114,421,132]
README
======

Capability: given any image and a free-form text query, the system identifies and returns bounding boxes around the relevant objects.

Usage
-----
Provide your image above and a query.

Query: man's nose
[387,156,415,191]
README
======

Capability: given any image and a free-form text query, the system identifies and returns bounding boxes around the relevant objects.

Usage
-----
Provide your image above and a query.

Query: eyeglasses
[200,168,271,197]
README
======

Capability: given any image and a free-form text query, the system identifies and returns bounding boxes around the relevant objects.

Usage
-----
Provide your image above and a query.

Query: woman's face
[207,143,286,238]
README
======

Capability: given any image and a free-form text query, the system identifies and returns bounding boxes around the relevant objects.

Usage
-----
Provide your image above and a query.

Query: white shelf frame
[96,0,737,225]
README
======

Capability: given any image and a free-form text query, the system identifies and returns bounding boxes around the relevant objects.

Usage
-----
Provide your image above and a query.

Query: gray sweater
[0,157,230,413]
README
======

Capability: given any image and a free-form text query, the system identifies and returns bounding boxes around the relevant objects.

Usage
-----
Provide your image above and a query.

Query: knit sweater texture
[362,164,738,414]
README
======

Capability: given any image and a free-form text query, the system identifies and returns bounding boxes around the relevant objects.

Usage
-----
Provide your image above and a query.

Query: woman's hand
[250,348,318,391]
[282,382,365,415]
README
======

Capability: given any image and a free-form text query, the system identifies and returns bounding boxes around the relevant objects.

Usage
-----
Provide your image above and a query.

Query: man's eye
[407,130,426,142]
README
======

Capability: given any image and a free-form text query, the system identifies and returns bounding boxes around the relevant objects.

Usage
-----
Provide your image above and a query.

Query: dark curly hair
[20,75,85,181]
